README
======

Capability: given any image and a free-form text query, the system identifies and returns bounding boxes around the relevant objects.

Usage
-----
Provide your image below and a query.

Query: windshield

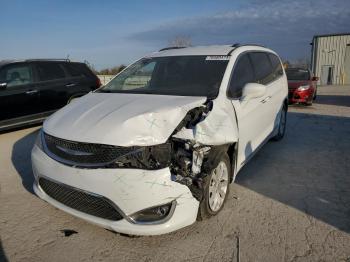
[286,68,310,81]
[98,56,229,98]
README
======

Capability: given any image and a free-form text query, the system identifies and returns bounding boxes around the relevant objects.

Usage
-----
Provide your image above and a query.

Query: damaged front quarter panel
[170,99,238,200]
[172,99,238,145]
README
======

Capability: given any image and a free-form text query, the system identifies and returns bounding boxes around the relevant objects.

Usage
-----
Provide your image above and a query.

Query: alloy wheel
[208,161,229,212]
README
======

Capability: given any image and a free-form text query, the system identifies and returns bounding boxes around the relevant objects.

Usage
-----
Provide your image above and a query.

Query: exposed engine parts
[170,140,230,201]
[169,100,232,201]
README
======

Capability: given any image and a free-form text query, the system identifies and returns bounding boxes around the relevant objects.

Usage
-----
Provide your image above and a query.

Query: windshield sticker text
[205,56,230,61]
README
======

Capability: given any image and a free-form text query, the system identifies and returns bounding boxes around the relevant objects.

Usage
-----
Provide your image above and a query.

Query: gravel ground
[1,85,350,262]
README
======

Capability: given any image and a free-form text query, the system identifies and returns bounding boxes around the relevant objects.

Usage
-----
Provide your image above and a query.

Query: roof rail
[231,43,265,48]
[228,43,266,55]
[25,58,71,62]
[159,46,186,52]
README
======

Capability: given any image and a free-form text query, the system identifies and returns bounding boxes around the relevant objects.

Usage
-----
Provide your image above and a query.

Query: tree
[293,57,311,69]
[168,36,192,47]
[96,65,126,75]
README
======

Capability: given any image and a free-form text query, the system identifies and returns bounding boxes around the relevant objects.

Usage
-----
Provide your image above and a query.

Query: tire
[197,154,231,220]
[272,104,287,141]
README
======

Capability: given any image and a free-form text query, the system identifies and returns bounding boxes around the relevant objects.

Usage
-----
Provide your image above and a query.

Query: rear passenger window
[250,52,274,85]
[268,53,283,79]
[36,63,66,81]
[228,54,255,98]
[64,63,86,77]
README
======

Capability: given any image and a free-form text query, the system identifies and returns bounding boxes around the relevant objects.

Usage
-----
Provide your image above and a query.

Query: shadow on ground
[236,111,350,233]
[314,94,350,107]
[11,129,39,194]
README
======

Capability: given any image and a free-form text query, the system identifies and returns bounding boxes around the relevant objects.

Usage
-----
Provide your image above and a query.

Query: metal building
[311,33,350,85]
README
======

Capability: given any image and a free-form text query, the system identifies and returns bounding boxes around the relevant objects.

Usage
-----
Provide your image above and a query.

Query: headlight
[129,201,176,224]
[297,85,310,91]
[34,129,44,150]
[110,143,171,169]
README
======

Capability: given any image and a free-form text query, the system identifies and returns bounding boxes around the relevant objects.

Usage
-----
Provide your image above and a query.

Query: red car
[286,68,318,105]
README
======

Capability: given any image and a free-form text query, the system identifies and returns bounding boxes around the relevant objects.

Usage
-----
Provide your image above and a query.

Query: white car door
[266,53,287,132]
[249,52,281,136]
[228,52,271,169]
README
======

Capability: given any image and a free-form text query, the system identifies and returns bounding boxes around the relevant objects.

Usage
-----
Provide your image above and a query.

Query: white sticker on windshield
[205,55,230,61]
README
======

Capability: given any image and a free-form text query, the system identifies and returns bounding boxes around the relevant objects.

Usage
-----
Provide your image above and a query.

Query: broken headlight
[129,201,176,224]
[109,143,171,170]
[173,100,213,133]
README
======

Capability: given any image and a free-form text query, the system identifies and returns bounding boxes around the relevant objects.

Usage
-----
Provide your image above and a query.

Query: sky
[1,0,349,70]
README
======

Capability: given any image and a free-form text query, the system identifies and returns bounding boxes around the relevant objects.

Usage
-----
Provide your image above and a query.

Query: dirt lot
[1,85,350,262]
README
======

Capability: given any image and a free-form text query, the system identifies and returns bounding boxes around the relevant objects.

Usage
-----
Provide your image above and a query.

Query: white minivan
[32,44,288,235]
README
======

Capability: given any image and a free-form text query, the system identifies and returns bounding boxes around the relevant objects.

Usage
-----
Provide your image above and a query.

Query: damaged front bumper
[32,145,199,235]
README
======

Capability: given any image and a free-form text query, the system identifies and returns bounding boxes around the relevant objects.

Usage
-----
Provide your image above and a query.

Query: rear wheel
[198,154,231,220]
[272,104,287,141]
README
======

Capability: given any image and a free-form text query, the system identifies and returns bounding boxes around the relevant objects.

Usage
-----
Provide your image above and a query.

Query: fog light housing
[129,201,176,224]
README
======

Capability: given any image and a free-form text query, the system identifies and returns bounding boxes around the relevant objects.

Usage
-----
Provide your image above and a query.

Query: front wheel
[197,154,231,220]
[272,104,287,141]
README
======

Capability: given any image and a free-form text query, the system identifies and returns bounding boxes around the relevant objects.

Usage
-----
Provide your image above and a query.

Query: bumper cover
[288,89,313,103]
[32,145,199,235]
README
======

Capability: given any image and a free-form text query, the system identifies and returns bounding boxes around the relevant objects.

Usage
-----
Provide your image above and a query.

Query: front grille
[39,177,123,221]
[44,133,135,166]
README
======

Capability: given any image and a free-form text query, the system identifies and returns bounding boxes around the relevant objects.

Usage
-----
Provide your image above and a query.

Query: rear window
[36,62,66,81]
[286,68,310,81]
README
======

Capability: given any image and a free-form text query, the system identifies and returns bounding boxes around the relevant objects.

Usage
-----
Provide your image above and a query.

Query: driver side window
[122,61,156,90]
[0,64,33,88]
[228,53,255,98]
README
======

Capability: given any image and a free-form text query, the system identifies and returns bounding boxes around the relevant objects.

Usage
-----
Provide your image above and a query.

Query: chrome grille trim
[42,132,136,168]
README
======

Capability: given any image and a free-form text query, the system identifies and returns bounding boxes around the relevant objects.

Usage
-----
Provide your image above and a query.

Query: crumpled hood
[43,92,206,146]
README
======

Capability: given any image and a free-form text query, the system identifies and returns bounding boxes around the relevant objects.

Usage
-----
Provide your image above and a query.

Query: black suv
[0,59,101,131]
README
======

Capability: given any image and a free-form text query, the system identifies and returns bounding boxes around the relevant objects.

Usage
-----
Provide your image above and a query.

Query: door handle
[66,83,76,87]
[25,90,38,95]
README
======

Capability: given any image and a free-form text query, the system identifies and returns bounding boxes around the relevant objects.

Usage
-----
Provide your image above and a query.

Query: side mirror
[312,76,319,81]
[241,83,266,101]
[0,82,7,90]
